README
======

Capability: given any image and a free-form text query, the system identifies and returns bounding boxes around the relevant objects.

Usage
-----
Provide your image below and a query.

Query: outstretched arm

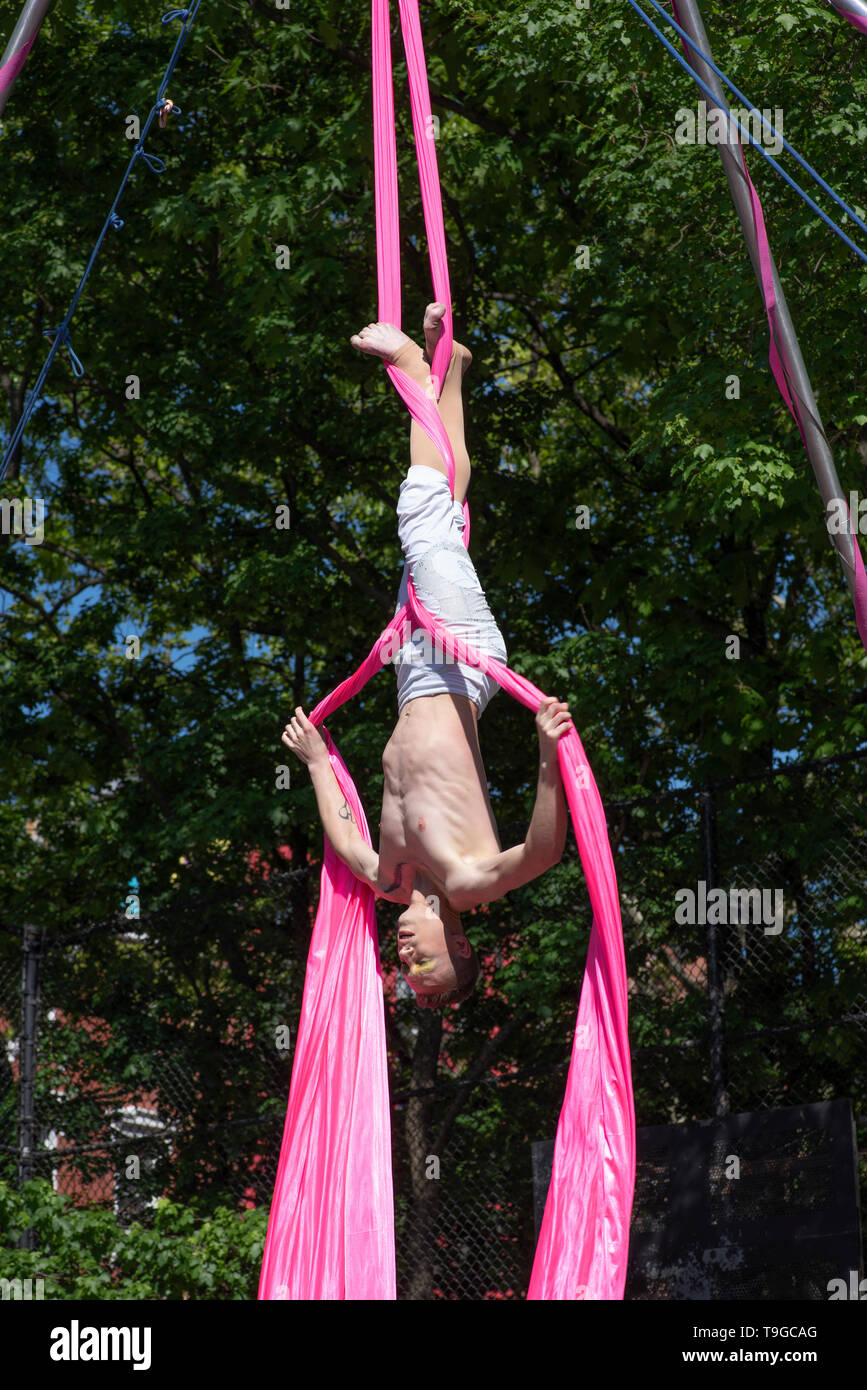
[282,708,404,899]
[448,698,571,910]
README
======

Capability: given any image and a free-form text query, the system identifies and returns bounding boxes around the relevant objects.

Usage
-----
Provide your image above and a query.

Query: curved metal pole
[826,0,867,27]
[673,0,862,604]
[0,0,54,117]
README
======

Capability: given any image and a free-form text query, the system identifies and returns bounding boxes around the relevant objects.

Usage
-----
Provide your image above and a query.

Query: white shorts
[392,465,507,715]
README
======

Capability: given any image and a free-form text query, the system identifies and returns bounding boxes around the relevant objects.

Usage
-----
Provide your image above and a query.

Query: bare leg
[349,310,472,503]
[418,303,472,504]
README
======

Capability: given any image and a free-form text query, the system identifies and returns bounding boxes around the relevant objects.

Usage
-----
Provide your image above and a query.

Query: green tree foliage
[0,1179,266,1298]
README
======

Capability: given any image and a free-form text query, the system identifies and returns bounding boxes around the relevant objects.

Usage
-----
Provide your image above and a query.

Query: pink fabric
[259,0,635,1301]
[256,734,395,1300]
[401,588,635,1299]
[0,35,35,103]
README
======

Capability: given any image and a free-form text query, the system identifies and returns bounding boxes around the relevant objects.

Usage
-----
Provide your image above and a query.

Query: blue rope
[640,0,867,242]
[625,0,867,269]
[1,3,204,481]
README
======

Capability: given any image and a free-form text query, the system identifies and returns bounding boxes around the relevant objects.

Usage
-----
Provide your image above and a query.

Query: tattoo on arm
[338,799,356,824]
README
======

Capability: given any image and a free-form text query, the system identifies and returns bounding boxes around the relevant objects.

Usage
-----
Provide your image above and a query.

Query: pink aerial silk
[671,0,867,653]
[256,734,395,1299]
[0,34,36,105]
[258,0,635,1301]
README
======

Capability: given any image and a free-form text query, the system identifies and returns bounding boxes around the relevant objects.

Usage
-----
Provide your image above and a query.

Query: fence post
[700,787,729,1117]
[17,923,42,1250]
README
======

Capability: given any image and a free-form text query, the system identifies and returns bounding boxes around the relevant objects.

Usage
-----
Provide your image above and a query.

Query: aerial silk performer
[258,0,635,1301]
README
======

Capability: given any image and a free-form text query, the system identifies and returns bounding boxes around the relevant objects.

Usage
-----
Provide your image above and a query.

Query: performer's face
[396,892,470,996]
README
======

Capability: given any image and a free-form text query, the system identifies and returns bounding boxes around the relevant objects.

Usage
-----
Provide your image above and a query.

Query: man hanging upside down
[283,304,573,1007]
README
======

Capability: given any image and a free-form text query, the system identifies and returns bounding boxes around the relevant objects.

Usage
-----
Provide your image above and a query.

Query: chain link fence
[619,750,867,1126]
[1,751,865,1297]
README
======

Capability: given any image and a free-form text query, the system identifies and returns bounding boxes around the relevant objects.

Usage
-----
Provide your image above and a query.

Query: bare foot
[423,302,447,363]
[349,321,415,364]
[422,302,472,376]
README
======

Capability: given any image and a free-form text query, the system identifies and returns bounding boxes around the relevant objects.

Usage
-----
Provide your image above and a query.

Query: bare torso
[378,693,501,902]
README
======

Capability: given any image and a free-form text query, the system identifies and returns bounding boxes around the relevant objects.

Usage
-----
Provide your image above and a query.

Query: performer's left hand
[282,707,328,767]
[536,697,573,752]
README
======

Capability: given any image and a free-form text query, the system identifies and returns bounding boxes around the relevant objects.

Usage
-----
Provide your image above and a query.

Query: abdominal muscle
[379,693,501,898]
